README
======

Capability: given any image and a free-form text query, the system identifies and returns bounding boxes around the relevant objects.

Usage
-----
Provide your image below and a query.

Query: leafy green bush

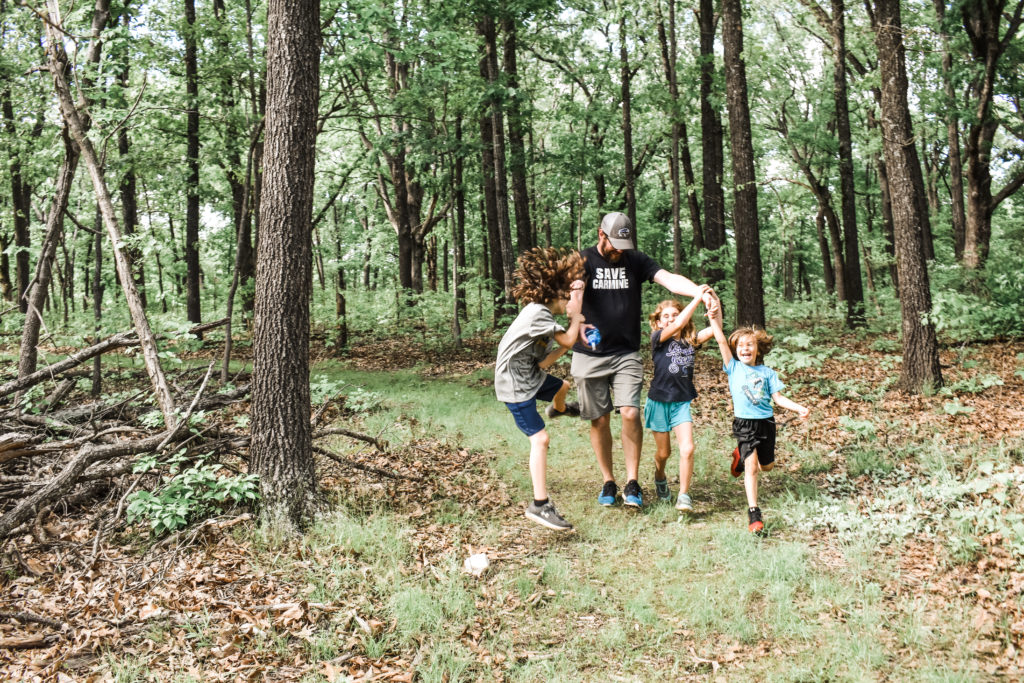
[127,451,258,535]
[928,261,1024,340]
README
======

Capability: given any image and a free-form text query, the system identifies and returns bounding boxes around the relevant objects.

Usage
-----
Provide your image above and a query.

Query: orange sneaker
[747,507,765,535]
[730,447,743,477]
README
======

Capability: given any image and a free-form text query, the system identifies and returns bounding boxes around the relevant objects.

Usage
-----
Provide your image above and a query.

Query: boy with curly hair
[495,247,586,531]
[708,315,810,534]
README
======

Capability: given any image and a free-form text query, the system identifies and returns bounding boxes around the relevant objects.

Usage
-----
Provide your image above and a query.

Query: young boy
[708,312,810,534]
[495,248,586,531]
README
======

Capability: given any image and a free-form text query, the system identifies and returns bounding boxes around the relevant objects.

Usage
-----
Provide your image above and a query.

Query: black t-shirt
[573,246,662,356]
[647,329,698,403]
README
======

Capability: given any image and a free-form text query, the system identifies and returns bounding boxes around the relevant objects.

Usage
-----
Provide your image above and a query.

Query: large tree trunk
[699,0,726,284]
[251,0,322,532]
[184,0,202,324]
[873,0,942,393]
[117,8,146,309]
[502,17,532,255]
[832,0,865,326]
[722,0,764,328]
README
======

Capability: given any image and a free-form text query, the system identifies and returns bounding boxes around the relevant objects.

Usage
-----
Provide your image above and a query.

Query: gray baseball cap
[600,212,634,250]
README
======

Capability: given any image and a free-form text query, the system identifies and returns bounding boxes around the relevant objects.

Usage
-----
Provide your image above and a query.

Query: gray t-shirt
[494,303,565,403]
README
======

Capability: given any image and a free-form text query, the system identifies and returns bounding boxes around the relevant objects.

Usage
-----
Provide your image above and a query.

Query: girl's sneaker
[525,501,573,531]
[655,479,671,502]
[675,492,693,512]
[747,506,764,534]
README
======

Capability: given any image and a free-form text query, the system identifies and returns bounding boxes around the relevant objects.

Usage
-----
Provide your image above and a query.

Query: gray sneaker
[546,401,580,419]
[655,479,671,502]
[675,492,693,512]
[525,501,573,531]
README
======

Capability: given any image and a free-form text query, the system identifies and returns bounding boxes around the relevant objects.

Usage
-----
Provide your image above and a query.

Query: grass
[99,362,1007,680]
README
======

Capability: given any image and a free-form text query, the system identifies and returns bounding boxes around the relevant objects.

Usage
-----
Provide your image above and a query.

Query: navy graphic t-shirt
[647,329,698,403]
[573,246,662,357]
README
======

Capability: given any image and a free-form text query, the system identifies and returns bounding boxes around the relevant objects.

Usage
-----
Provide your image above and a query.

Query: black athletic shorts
[732,417,776,471]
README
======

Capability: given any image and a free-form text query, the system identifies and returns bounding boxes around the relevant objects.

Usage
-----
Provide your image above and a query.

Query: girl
[495,248,586,531]
[707,315,810,534]
[644,285,715,512]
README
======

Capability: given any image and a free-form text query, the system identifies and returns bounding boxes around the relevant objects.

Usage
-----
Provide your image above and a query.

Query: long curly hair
[510,247,585,305]
[728,326,774,365]
[648,299,700,346]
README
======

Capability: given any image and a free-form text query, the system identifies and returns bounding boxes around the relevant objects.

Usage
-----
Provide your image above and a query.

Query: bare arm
[694,291,720,346]
[653,270,718,312]
[708,307,733,366]
[658,285,711,342]
[539,313,585,369]
[773,392,810,418]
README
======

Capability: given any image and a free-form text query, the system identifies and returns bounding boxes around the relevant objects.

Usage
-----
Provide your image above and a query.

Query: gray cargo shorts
[570,351,644,421]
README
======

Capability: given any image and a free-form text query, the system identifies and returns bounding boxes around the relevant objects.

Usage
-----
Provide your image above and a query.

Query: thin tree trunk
[815,207,836,294]
[454,117,467,322]
[44,0,177,426]
[619,12,637,231]
[699,0,726,284]
[91,205,103,396]
[832,0,865,326]
[184,0,202,325]
[502,17,532,255]
[722,0,764,327]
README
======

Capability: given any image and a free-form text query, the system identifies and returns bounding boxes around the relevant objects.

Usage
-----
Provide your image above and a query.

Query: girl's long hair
[648,299,699,346]
[510,247,585,304]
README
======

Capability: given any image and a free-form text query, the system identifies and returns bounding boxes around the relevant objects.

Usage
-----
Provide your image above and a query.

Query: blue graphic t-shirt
[647,330,698,403]
[724,358,784,419]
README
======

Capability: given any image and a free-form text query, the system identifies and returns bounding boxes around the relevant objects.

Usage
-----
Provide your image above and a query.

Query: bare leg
[674,422,695,494]
[620,406,643,482]
[590,413,614,483]
[528,429,551,501]
[551,380,570,412]
[744,452,761,508]
[652,431,671,481]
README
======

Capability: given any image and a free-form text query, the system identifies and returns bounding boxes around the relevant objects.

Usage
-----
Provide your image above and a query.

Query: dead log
[0,430,171,539]
[188,317,229,335]
[0,331,138,400]
[0,433,52,465]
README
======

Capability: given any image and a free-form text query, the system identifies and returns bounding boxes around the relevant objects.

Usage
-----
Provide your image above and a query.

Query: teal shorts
[643,398,692,432]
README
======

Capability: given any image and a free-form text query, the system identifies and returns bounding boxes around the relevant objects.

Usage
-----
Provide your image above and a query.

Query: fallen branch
[313,427,387,451]
[0,610,65,630]
[0,331,138,400]
[188,317,229,336]
[313,446,422,482]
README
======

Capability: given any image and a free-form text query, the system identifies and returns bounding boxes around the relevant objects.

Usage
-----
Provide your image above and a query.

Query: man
[572,212,716,508]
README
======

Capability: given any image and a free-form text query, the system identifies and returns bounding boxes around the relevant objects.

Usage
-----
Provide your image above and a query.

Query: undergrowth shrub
[928,261,1024,340]
[127,450,258,535]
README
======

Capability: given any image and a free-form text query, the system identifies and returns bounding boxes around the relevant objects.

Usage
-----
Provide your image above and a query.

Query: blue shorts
[505,374,565,437]
[643,398,692,432]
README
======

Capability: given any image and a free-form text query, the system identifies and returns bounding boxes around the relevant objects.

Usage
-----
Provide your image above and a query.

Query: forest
[1,0,1023,679]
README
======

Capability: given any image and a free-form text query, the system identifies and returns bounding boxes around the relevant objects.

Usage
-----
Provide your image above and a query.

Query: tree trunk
[251,0,322,533]
[502,17,532,255]
[18,131,78,380]
[184,0,202,325]
[722,0,764,328]
[619,13,637,232]
[814,207,836,294]
[44,0,177,427]
[454,117,467,322]
[933,0,967,259]
[1,88,32,312]
[699,0,726,284]
[831,0,865,326]
[92,206,103,396]
[872,0,942,393]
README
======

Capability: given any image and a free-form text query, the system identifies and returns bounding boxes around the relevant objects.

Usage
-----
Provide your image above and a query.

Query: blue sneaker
[655,479,671,502]
[623,480,643,508]
[598,481,618,506]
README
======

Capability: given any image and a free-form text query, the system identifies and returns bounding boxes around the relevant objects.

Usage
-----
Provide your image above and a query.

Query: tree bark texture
[722,0,764,328]
[502,17,533,255]
[619,13,637,233]
[1,88,32,312]
[251,0,322,532]
[831,0,865,326]
[43,0,177,426]
[184,0,202,324]
[699,0,726,284]
[873,0,942,393]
